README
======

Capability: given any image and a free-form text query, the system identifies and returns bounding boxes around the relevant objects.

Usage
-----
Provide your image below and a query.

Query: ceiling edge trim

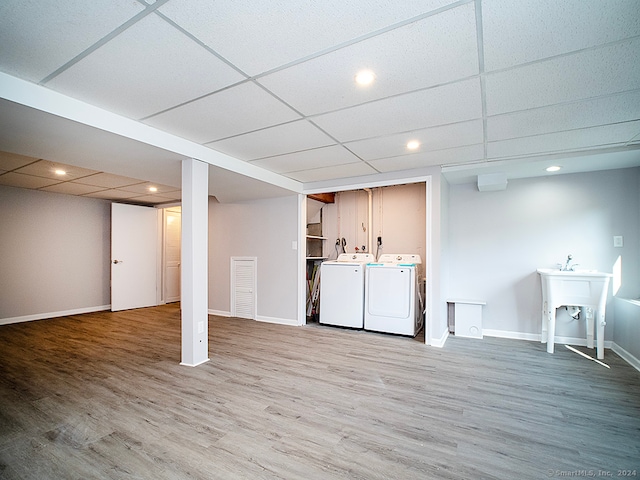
[303,165,441,194]
[441,145,640,174]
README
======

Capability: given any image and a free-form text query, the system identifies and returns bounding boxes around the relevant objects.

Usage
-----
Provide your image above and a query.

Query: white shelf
[306,257,327,260]
[306,235,327,240]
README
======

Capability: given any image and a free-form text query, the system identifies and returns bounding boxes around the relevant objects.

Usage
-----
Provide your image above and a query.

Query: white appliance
[319,253,375,328]
[364,254,424,336]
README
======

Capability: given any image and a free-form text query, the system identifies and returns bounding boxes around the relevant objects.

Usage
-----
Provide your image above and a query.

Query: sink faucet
[559,254,579,271]
[564,254,573,271]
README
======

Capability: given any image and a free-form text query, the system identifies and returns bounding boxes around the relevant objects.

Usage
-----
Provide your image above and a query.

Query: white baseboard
[552,336,613,350]
[180,358,210,367]
[0,305,111,326]
[483,329,616,352]
[611,342,640,372]
[429,328,449,348]
[482,329,541,342]
[207,310,296,326]
[256,315,298,327]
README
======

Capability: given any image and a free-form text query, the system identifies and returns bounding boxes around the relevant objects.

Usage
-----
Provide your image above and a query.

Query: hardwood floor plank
[1,303,639,479]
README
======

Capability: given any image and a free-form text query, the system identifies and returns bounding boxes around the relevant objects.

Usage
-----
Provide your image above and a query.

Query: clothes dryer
[364,254,424,336]
[319,253,375,328]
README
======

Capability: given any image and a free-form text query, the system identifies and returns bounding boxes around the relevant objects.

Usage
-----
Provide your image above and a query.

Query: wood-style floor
[1,304,639,479]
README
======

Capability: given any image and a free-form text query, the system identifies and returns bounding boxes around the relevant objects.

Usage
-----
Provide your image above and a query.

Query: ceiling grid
[474,0,489,161]
[0,0,638,202]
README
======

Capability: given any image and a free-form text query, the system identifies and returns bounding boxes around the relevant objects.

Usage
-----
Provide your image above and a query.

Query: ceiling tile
[488,121,640,159]
[0,172,61,189]
[285,161,377,183]
[313,78,482,142]
[0,151,38,171]
[40,182,107,196]
[369,144,484,172]
[487,91,640,142]
[14,159,98,180]
[208,120,335,161]
[84,189,143,200]
[158,0,457,75]
[485,38,640,116]
[345,120,483,161]
[482,0,640,72]
[129,193,181,204]
[117,182,179,195]
[73,172,146,189]
[144,81,301,143]
[46,13,246,119]
[250,145,361,174]
[0,0,144,82]
[258,2,478,115]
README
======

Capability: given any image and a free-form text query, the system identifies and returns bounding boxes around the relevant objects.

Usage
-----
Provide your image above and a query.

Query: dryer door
[366,267,411,318]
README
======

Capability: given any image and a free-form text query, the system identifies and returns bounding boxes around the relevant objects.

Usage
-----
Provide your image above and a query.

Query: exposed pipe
[363,188,373,254]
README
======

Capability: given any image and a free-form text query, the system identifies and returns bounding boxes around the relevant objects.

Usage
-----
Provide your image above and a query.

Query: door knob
[113,259,123,264]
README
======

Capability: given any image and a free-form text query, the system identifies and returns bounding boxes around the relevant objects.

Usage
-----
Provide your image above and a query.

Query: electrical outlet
[613,236,623,248]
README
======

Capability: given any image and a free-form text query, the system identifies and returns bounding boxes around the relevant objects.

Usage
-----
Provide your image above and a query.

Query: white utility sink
[537,268,612,359]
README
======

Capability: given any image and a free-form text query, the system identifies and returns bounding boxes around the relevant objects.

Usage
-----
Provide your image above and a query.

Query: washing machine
[364,254,424,336]
[319,253,375,328]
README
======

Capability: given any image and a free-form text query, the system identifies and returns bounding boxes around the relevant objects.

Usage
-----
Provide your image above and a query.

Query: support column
[181,158,209,367]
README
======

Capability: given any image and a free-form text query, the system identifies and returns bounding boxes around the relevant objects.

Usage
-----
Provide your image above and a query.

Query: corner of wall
[611,342,640,372]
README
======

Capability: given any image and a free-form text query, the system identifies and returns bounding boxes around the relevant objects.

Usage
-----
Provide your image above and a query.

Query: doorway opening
[163,206,181,304]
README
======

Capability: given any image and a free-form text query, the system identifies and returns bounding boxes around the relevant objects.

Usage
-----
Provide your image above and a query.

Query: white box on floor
[447,299,486,339]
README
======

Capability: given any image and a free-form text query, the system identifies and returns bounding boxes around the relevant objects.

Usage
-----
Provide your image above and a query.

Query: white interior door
[111,203,158,311]
[164,208,181,303]
[231,257,256,319]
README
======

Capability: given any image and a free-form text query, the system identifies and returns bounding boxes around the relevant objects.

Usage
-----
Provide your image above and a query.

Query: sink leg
[547,308,556,354]
[596,311,606,360]
[585,307,594,349]
[541,302,548,344]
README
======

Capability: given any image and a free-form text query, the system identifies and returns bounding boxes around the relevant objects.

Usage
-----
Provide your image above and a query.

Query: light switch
[291,241,298,250]
[613,236,623,248]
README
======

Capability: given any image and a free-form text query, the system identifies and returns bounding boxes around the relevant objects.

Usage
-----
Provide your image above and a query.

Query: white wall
[613,298,640,367]
[373,183,426,265]
[611,168,640,364]
[0,185,111,322]
[447,168,640,342]
[0,186,300,326]
[321,184,426,263]
[433,174,450,344]
[208,195,299,323]
[321,190,369,257]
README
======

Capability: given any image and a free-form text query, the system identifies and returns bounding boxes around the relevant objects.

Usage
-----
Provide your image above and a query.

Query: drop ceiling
[0,0,639,204]
[0,150,181,204]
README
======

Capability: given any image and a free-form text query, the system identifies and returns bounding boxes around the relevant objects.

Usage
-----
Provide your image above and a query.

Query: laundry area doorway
[305,183,427,338]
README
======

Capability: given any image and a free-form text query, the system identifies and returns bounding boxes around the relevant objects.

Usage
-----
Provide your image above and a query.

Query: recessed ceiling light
[354,70,375,86]
[54,169,66,176]
[406,140,421,150]
[148,186,158,192]
[546,166,561,172]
